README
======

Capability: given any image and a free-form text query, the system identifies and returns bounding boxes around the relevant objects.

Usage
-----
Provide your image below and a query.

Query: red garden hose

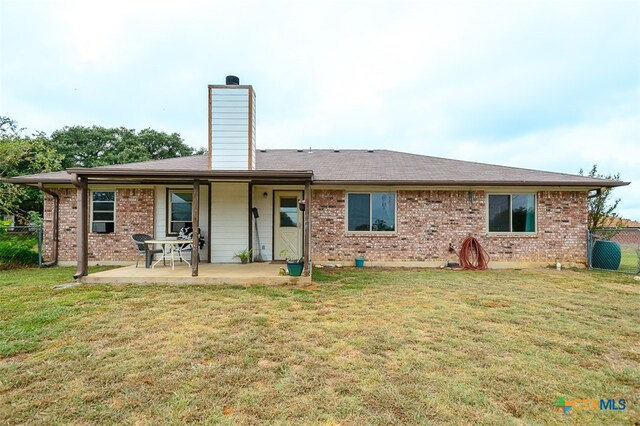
[459,236,489,270]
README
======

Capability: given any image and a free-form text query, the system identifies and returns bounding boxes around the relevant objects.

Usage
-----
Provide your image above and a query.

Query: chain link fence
[588,228,640,274]
[0,225,43,267]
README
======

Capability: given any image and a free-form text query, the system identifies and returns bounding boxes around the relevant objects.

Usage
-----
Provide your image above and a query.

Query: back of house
[6,76,628,276]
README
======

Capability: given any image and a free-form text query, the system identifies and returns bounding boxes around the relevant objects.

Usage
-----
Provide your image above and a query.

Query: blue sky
[1,0,639,219]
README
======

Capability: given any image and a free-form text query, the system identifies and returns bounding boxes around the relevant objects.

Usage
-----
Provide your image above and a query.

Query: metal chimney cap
[226,75,240,85]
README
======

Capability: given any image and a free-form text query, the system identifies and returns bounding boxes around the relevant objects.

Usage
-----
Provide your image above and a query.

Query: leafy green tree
[2,119,202,221]
[137,128,194,160]
[0,117,62,220]
[50,125,197,169]
[579,165,622,229]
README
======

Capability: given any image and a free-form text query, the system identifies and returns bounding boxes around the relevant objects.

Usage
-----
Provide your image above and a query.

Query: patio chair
[131,233,165,268]
[177,226,205,262]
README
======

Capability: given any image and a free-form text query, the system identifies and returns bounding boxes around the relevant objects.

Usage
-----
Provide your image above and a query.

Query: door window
[279,197,298,227]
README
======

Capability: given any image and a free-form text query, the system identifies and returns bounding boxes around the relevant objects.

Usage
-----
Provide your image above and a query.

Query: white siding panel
[251,90,256,170]
[211,88,249,96]
[212,125,248,131]
[154,186,167,239]
[211,107,247,111]
[211,183,249,263]
[210,86,251,170]
[252,186,273,261]
[210,132,249,138]
[211,136,249,142]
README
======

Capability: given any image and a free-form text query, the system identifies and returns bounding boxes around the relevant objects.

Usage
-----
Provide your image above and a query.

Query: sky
[1,0,639,220]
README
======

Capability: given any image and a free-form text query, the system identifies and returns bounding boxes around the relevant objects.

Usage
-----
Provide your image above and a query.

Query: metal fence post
[586,229,592,269]
[38,224,43,267]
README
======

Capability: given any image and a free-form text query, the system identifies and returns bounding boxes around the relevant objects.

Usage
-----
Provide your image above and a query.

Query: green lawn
[1,266,638,425]
[619,244,640,274]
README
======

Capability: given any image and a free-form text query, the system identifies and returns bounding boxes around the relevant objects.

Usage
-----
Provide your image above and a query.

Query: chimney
[208,75,256,170]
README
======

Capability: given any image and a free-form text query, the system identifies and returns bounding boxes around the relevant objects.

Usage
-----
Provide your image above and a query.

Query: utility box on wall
[208,76,256,171]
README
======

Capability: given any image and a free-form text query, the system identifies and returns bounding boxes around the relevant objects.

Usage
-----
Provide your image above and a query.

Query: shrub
[0,239,39,265]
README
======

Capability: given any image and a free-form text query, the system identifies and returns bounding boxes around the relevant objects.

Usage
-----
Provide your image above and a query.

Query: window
[279,196,298,227]
[488,194,536,233]
[169,191,193,234]
[347,192,396,232]
[91,191,115,233]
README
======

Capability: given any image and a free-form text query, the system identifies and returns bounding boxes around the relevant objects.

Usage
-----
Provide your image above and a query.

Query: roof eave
[66,168,314,180]
[3,173,630,188]
[314,179,630,188]
[1,177,67,185]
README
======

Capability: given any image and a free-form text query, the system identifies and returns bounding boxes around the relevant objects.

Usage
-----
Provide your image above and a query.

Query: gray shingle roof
[256,149,626,187]
[4,150,628,188]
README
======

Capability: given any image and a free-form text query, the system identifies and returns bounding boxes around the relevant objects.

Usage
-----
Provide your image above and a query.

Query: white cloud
[449,94,640,220]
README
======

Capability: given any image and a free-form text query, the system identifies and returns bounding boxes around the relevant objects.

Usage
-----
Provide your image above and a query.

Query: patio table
[145,239,192,270]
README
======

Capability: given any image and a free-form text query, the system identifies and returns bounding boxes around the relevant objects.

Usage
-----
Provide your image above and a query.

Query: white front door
[274,191,303,260]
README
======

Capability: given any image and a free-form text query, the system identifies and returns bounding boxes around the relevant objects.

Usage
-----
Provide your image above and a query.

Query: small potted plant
[234,248,252,264]
[279,249,304,276]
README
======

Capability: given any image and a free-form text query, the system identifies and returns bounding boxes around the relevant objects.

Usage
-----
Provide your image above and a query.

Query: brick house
[6,77,628,277]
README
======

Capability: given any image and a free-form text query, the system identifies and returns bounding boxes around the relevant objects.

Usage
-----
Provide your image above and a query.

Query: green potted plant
[233,248,252,264]
[279,249,304,277]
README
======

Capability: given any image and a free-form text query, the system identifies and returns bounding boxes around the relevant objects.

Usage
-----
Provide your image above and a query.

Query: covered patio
[67,167,314,280]
[82,262,312,285]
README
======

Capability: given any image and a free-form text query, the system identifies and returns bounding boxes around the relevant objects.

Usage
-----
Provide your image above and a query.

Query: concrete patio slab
[81,263,311,286]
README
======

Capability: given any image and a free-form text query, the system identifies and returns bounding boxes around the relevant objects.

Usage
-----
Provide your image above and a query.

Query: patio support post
[303,180,312,276]
[191,179,200,277]
[73,175,88,279]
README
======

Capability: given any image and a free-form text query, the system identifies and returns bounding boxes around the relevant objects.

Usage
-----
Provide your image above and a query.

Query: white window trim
[167,189,194,235]
[345,191,398,234]
[90,190,116,234]
[486,192,537,234]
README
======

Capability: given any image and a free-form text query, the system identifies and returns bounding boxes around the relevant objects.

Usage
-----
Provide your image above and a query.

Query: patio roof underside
[21,169,314,186]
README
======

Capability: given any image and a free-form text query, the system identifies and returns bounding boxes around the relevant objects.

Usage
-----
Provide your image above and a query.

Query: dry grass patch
[1,266,638,424]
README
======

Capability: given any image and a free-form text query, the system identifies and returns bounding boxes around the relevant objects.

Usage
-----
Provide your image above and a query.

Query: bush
[0,239,39,265]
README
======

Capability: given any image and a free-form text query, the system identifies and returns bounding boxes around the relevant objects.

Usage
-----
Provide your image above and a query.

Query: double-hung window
[488,194,536,233]
[91,191,115,233]
[168,190,193,234]
[347,192,396,232]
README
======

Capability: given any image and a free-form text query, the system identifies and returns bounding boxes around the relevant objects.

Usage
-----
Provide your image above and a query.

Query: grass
[1,266,639,424]
[619,244,640,274]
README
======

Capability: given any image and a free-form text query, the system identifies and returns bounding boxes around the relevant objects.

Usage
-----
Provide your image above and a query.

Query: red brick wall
[311,189,588,264]
[43,188,155,262]
[43,186,587,265]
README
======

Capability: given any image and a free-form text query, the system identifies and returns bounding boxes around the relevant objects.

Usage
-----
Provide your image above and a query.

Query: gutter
[65,168,315,179]
[313,180,631,188]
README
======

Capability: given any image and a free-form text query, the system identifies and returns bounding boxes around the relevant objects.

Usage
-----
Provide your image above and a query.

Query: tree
[50,125,198,169]
[0,117,62,220]
[579,164,622,229]
[2,119,202,221]
[137,128,194,160]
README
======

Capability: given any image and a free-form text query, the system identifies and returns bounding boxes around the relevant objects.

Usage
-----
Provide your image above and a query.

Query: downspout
[37,183,59,267]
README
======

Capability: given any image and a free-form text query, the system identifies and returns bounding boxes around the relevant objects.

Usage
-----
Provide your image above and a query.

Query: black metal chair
[131,233,165,268]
